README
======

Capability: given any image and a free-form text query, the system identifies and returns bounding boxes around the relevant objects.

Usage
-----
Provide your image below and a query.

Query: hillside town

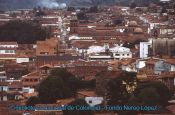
[0,0,175,115]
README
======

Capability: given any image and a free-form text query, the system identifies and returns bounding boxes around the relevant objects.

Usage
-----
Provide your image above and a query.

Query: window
[25,79,29,82]
[34,79,38,82]
[40,52,48,55]
[89,100,92,104]
[5,50,9,53]
[10,50,14,53]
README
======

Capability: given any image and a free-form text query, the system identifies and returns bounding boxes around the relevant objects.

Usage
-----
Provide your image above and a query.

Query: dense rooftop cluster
[0,0,175,114]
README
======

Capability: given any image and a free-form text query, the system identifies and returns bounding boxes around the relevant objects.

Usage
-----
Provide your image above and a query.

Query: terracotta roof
[37,37,58,47]
[0,82,8,86]
[97,70,123,79]
[138,76,158,82]
[23,92,38,98]
[158,71,175,79]
[22,71,40,79]
[71,60,108,66]
[77,90,97,97]
[166,104,175,114]
[120,59,136,66]
[165,59,175,65]
[134,27,143,33]
[17,54,29,58]
[0,54,16,59]
[146,59,158,65]
[128,21,138,27]
[39,64,54,69]
[56,98,75,105]
[8,81,22,89]
[0,47,17,50]
[37,55,84,61]
[0,42,17,45]
[4,63,26,69]
[71,41,95,49]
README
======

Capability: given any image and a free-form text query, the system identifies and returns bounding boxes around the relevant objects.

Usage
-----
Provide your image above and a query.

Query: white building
[0,42,18,60]
[140,42,151,59]
[85,97,104,107]
[16,56,30,64]
[0,71,7,82]
[136,59,147,69]
[22,87,35,94]
[88,45,132,60]
[69,35,93,41]
[87,46,105,54]
[0,82,8,101]
[0,42,18,48]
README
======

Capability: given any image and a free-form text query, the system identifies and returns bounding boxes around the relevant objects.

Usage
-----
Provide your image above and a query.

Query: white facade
[16,58,29,64]
[140,42,151,59]
[164,62,175,72]
[160,28,175,35]
[85,97,104,107]
[122,65,137,72]
[0,71,7,82]
[22,87,35,94]
[69,35,80,40]
[79,36,93,40]
[0,50,15,54]
[0,96,8,101]
[0,43,18,55]
[170,65,175,71]
[136,60,146,69]
[113,52,132,59]
[88,45,132,60]
[89,53,132,60]
[0,86,8,92]
[0,44,18,48]
[69,35,93,41]
[87,46,105,54]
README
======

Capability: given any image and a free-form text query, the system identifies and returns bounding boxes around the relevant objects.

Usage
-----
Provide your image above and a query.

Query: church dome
[134,27,143,34]
[128,21,138,27]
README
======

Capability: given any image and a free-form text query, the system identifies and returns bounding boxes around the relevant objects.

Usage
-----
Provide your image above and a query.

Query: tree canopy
[106,74,172,114]
[28,68,96,104]
[26,96,40,106]
[133,81,172,106]
[37,68,80,104]
[0,20,50,44]
[77,12,88,20]
[107,72,137,105]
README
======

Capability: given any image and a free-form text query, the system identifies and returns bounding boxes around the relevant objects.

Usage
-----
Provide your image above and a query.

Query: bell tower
[70,15,78,35]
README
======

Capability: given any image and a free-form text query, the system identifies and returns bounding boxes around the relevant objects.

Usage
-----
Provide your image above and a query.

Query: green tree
[107,72,137,105]
[107,77,129,105]
[137,87,160,105]
[0,20,49,44]
[89,6,98,13]
[37,68,80,104]
[134,81,172,106]
[77,12,88,20]
[63,99,94,115]
[37,76,67,103]
[67,7,75,11]
[26,96,40,106]
[130,2,137,9]
[50,68,81,95]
